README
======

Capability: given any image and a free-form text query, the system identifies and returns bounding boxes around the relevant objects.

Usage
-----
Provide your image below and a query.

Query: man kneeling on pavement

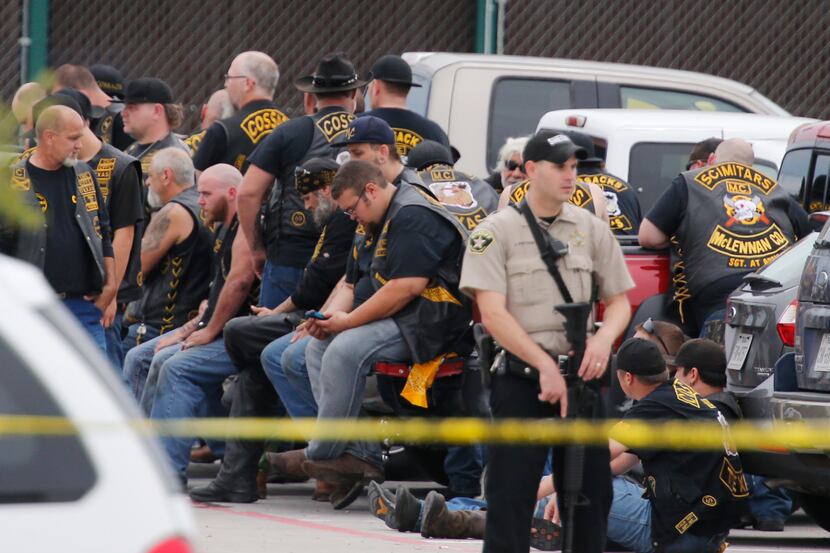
[266,159,471,508]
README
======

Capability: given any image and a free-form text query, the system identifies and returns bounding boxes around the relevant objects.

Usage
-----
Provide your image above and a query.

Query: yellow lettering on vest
[240,109,287,144]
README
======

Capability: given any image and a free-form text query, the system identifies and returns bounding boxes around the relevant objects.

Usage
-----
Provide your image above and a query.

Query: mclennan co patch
[469,229,494,254]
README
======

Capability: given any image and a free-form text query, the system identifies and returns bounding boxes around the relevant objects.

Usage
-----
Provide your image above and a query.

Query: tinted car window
[488,78,571,171]
[628,142,695,214]
[0,337,96,503]
[777,148,812,203]
[807,154,830,213]
[620,86,746,112]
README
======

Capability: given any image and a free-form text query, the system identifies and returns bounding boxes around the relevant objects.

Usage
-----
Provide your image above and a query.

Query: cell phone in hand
[305,310,329,320]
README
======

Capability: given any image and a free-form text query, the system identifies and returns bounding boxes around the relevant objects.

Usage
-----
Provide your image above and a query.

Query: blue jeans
[122,323,161,359]
[259,261,304,309]
[104,311,124,371]
[444,446,483,496]
[749,474,793,522]
[608,477,654,553]
[122,333,172,410]
[261,332,317,418]
[149,336,237,478]
[304,318,410,467]
[63,297,106,354]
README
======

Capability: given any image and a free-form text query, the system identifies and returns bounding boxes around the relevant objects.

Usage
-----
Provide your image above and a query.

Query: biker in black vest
[238,53,360,309]
[193,52,288,173]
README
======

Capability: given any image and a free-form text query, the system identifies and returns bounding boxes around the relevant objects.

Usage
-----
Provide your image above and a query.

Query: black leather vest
[89,144,144,302]
[125,132,189,185]
[137,187,213,333]
[93,104,120,146]
[201,215,257,325]
[7,159,109,290]
[417,164,499,231]
[265,109,354,264]
[369,183,472,363]
[678,163,794,296]
[578,170,642,235]
[217,99,288,171]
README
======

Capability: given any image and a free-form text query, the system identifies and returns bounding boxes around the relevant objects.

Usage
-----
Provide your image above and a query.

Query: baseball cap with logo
[330,115,395,148]
[90,64,125,101]
[523,131,587,165]
[124,77,175,105]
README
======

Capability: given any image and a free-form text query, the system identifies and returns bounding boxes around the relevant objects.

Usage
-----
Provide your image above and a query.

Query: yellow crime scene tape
[2,415,830,452]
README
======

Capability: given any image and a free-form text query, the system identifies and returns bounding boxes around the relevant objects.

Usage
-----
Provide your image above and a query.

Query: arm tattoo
[142,207,172,252]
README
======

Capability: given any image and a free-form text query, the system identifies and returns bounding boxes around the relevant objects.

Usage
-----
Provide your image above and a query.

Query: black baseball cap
[367,55,421,88]
[616,338,667,376]
[124,77,175,104]
[674,339,727,386]
[32,94,84,125]
[330,115,395,148]
[295,157,341,196]
[523,131,587,165]
[407,139,454,170]
[563,130,603,165]
[90,64,125,101]
[54,88,105,120]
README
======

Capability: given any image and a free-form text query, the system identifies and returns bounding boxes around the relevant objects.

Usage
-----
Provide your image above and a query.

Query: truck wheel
[794,492,830,532]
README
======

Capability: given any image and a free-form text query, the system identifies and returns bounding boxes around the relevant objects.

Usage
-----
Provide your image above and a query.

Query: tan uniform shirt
[460,201,634,355]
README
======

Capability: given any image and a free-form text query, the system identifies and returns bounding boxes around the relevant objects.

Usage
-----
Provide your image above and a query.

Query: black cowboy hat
[295,52,367,94]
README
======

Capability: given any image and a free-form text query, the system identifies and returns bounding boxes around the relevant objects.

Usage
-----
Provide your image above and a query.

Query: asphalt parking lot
[188,466,830,553]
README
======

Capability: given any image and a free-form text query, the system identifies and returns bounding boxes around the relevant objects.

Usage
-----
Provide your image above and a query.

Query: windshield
[753,232,818,286]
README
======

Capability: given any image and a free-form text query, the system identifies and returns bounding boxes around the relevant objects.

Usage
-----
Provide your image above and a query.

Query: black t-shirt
[345,230,376,309]
[106,160,144,232]
[384,205,459,280]
[620,379,748,544]
[191,123,226,171]
[290,210,356,309]
[27,161,96,295]
[361,107,450,155]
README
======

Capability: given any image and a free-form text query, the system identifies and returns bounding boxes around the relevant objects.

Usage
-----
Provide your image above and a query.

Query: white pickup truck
[401,52,791,178]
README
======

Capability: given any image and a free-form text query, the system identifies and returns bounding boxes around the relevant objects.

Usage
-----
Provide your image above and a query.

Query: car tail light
[147,537,193,553]
[565,115,586,128]
[777,299,798,347]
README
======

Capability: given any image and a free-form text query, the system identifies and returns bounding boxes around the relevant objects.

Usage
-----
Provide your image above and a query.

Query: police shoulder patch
[468,229,495,254]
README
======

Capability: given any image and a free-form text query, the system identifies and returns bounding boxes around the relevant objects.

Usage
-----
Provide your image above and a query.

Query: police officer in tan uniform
[460,131,634,553]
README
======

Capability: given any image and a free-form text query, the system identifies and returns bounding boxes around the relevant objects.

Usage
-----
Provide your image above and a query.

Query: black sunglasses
[505,160,523,172]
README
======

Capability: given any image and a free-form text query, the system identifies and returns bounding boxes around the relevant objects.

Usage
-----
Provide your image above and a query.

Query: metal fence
[1,1,827,125]
[47,0,476,131]
[503,0,830,119]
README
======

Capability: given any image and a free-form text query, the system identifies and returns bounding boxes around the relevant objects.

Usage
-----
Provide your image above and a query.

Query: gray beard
[312,196,335,227]
[147,188,164,210]
[62,154,77,168]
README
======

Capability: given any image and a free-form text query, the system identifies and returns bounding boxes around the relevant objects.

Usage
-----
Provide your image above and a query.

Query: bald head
[231,51,279,97]
[12,82,47,127]
[715,138,754,165]
[35,105,83,139]
[200,163,243,190]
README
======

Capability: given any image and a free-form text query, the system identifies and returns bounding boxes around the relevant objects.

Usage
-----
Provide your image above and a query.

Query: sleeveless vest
[93,104,120,145]
[7,159,108,289]
[264,109,354,263]
[137,187,213,333]
[201,214,258,325]
[125,132,189,185]
[89,144,145,302]
[578,171,641,235]
[417,163,499,231]
[216,99,288,171]
[678,162,794,296]
[370,182,472,363]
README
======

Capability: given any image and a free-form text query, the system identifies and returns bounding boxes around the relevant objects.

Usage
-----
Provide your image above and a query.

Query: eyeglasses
[505,160,523,172]
[641,317,671,357]
[223,74,248,81]
[344,188,367,216]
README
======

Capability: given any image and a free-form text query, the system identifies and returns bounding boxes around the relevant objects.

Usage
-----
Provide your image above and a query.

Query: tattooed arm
[140,201,194,275]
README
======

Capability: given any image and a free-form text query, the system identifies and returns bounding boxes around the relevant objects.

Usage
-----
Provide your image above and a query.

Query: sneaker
[394,486,421,532]
[367,480,396,520]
